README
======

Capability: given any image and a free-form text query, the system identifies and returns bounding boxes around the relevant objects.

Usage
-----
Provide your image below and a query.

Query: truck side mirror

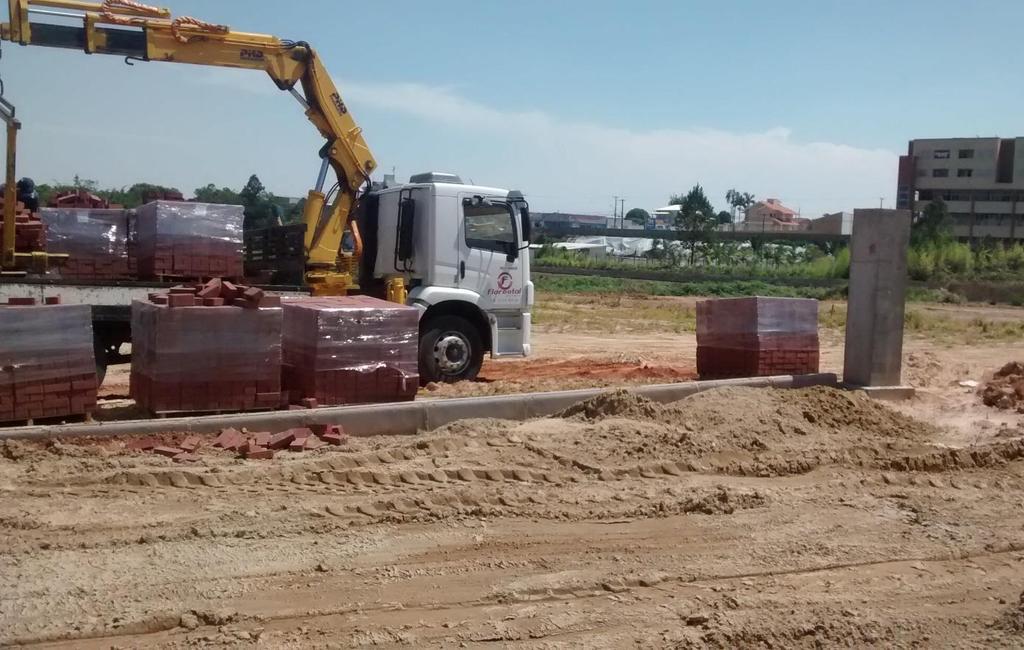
[520,204,531,244]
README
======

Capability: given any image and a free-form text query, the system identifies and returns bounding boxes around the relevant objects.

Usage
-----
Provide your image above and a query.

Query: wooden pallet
[149,406,280,419]
[0,411,94,427]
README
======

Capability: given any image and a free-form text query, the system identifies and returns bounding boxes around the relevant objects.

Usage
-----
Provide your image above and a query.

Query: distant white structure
[651,205,681,230]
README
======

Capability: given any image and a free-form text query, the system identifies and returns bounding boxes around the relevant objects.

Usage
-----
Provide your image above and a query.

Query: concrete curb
[0,373,838,441]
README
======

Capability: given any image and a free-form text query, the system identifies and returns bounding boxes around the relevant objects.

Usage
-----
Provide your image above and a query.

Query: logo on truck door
[488,272,522,301]
[497,272,514,291]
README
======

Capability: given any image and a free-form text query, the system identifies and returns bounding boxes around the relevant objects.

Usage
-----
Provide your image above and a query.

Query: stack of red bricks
[0,198,46,253]
[134,200,244,280]
[130,279,283,414]
[696,296,820,379]
[0,300,98,422]
[282,296,419,406]
[40,208,131,280]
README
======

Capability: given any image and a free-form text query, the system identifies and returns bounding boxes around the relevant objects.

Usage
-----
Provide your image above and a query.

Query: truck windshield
[464,202,516,253]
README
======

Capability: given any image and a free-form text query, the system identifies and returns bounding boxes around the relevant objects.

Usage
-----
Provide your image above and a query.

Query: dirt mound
[548,385,942,466]
[558,389,669,421]
[981,362,1024,412]
[671,386,938,448]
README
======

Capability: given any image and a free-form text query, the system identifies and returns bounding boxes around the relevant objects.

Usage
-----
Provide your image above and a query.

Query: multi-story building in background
[897,137,1024,241]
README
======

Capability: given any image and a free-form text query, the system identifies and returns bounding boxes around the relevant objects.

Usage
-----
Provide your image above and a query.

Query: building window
[933,150,951,159]
[957,169,973,178]
[932,168,949,178]
[958,149,975,159]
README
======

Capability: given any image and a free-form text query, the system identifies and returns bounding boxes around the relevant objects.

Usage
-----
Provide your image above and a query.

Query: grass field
[533,290,1024,343]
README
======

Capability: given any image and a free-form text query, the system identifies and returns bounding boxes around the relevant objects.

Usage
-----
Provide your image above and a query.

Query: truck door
[458,195,529,356]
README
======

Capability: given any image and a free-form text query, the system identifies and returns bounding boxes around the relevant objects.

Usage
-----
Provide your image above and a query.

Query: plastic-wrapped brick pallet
[130,300,282,413]
[135,200,244,280]
[696,296,819,378]
[281,296,419,406]
[0,304,98,422]
[40,208,131,280]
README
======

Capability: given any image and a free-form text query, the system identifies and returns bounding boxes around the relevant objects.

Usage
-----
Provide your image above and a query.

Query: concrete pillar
[843,209,912,388]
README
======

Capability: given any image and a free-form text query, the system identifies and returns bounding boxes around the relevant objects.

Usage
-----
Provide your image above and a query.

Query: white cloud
[159,69,899,216]
[341,81,899,217]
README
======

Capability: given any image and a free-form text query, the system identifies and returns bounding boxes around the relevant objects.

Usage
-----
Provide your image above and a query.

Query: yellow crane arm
[1,0,377,291]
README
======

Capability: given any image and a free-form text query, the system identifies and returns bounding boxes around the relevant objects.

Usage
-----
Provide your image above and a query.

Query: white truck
[366,172,533,383]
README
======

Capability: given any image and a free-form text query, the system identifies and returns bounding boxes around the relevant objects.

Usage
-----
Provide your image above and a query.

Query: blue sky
[3,0,1022,216]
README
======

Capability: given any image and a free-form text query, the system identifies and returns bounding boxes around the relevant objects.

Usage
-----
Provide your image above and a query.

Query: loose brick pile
[130,280,283,414]
[125,425,348,462]
[40,208,131,281]
[282,296,419,406]
[146,278,282,309]
[696,296,820,379]
[0,198,46,253]
[0,302,97,422]
[135,200,244,280]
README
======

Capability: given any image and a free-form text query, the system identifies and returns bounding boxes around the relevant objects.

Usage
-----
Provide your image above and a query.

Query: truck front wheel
[418,315,484,384]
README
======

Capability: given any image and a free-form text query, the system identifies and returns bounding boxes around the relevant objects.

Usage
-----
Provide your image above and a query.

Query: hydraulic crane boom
[1,0,377,293]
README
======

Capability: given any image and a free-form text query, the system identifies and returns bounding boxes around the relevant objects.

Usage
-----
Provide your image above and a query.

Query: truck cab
[361,172,533,384]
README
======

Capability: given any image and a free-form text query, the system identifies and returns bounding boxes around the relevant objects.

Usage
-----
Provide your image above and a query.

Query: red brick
[6,297,36,306]
[214,430,237,451]
[300,397,318,409]
[242,287,264,302]
[167,293,195,308]
[151,295,169,305]
[322,431,348,446]
[321,424,345,436]
[44,296,61,305]
[197,278,223,299]
[260,295,282,308]
[288,437,307,452]
[202,297,225,307]
[268,430,296,449]
[245,447,274,460]
[179,436,202,452]
[153,446,184,457]
[253,431,271,447]
[221,281,239,301]
[125,438,160,453]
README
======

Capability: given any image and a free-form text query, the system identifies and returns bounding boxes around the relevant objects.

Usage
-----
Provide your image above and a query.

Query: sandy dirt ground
[4,296,1024,648]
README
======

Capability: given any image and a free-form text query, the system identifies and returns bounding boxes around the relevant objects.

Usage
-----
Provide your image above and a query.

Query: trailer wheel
[418,315,483,384]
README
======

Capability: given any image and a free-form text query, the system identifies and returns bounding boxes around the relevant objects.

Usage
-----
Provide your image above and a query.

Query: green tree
[671,184,718,266]
[716,210,732,224]
[624,207,650,227]
[911,198,955,248]
[237,174,282,230]
[104,183,182,208]
[194,183,242,205]
[239,174,266,207]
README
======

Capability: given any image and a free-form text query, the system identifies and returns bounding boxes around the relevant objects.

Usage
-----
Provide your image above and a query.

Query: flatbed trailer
[0,277,309,380]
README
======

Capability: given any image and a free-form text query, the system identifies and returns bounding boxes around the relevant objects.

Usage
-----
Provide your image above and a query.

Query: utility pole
[612,195,619,230]
[879,197,884,209]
